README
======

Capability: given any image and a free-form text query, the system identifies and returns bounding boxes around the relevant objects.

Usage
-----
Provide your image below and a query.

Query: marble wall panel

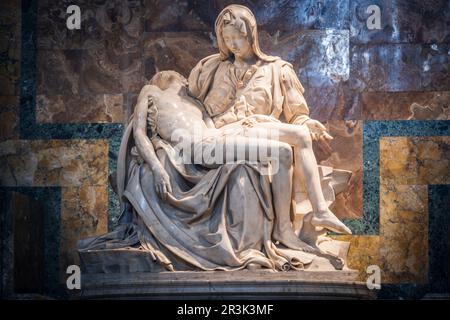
[335,137,449,284]
[0,139,109,288]
[380,137,450,186]
[379,136,450,283]
[360,91,450,120]
[144,0,350,33]
[0,96,20,141]
[350,0,450,44]
[333,235,381,281]
[122,92,138,123]
[141,31,217,79]
[351,43,450,92]
[37,49,83,96]
[305,84,362,121]
[351,44,420,92]
[379,184,428,283]
[37,0,146,50]
[11,192,45,293]
[78,46,145,95]
[36,94,124,123]
[0,140,108,187]
[260,29,349,88]
[36,1,149,124]
[419,0,450,44]
[0,0,21,96]
[36,46,138,122]
[259,29,352,121]
[60,185,108,279]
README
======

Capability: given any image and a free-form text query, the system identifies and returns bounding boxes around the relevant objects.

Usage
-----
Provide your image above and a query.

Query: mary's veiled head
[215,4,276,62]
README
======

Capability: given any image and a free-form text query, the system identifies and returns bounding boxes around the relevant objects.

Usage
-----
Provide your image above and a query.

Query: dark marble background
[0,0,449,298]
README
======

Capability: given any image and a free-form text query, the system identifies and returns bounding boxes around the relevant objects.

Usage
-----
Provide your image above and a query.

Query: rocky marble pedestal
[78,249,375,300]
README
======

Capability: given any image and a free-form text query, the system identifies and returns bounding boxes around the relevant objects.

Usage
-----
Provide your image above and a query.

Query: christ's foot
[273,229,318,253]
[311,209,352,235]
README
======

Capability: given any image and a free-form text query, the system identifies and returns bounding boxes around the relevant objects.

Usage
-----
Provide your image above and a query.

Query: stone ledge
[80,270,375,300]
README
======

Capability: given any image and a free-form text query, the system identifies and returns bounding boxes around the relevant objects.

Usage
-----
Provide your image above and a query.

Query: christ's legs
[244,122,352,235]
[198,135,316,252]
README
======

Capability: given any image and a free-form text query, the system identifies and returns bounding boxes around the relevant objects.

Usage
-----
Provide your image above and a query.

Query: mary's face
[222,25,253,60]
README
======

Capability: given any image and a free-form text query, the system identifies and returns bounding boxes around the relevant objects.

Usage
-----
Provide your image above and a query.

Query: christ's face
[222,25,253,60]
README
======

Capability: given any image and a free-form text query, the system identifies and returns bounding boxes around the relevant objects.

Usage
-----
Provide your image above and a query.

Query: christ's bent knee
[278,143,293,167]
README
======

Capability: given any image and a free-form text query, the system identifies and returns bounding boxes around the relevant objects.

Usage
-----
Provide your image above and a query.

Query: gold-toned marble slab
[60,185,108,279]
[0,139,108,186]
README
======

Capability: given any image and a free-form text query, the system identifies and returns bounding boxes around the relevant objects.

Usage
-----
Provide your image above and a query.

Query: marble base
[80,270,374,300]
[78,249,375,300]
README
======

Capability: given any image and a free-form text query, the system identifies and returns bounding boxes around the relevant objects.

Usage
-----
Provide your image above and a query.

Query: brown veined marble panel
[0,95,19,141]
[37,49,83,96]
[361,91,450,120]
[336,185,429,285]
[123,92,138,124]
[314,120,363,219]
[0,0,21,96]
[37,0,146,95]
[0,140,108,187]
[60,185,108,281]
[37,48,144,97]
[304,84,361,121]
[380,137,450,186]
[143,0,210,32]
[154,0,350,33]
[37,0,146,49]
[79,46,145,95]
[142,32,217,79]
[36,94,124,123]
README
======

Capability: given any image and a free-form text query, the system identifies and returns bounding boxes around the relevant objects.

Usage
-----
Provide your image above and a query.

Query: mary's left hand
[304,119,333,142]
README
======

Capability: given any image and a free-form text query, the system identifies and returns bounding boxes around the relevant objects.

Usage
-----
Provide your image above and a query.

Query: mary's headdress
[215,5,278,62]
